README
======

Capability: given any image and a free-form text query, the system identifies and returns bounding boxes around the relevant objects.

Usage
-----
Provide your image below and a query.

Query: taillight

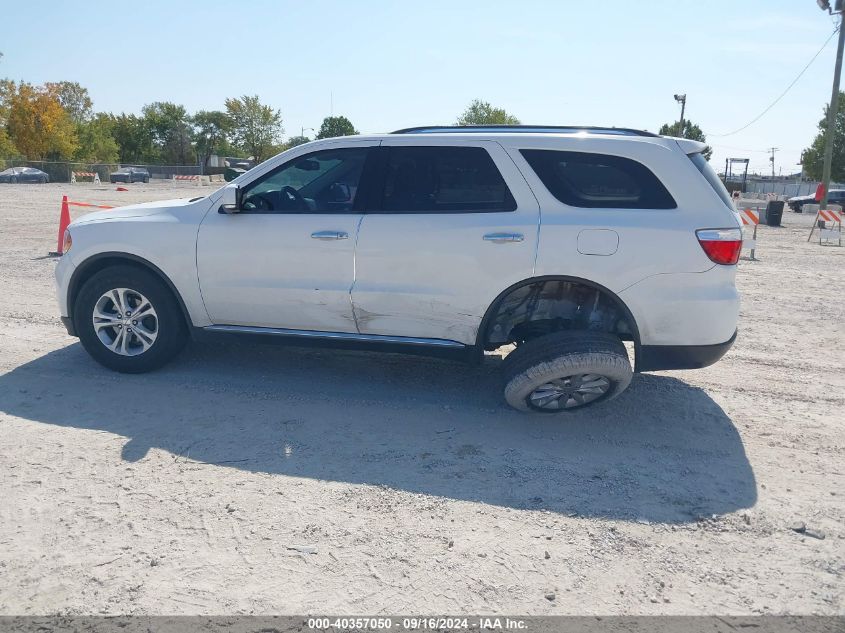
[696,228,742,265]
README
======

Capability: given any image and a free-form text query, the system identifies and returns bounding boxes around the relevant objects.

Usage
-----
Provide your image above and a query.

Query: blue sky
[1,0,840,174]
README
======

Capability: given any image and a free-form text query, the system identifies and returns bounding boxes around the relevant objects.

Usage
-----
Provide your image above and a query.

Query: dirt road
[0,183,842,615]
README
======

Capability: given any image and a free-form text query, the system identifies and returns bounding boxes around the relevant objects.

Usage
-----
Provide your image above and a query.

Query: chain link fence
[0,159,213,183]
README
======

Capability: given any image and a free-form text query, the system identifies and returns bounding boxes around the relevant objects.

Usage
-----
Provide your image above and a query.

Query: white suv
[55,126,741,413]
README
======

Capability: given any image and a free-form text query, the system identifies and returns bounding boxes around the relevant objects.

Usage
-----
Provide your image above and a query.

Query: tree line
[0,79,360,167]
[0,74,724,170]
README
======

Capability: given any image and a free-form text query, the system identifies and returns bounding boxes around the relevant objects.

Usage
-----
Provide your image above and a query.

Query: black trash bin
[765,201,784,226]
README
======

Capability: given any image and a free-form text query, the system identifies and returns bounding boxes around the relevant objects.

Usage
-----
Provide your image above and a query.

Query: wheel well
[478,276,640,352]
[68,254,191,328]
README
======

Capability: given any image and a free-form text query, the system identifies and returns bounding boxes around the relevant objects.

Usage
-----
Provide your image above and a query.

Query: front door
[351,140,540,345]
[197,144,375,332]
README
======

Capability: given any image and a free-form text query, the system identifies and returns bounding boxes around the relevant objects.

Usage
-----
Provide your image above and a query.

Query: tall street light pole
[674,94,687,137]
[819,1,845,211]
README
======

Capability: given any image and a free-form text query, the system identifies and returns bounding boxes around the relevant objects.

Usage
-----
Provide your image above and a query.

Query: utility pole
[674,94,687,137]
[769,147,779,178]
[818,1,845,211]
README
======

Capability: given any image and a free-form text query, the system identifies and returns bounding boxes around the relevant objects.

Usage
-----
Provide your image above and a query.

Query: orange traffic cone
[50,195,71,256]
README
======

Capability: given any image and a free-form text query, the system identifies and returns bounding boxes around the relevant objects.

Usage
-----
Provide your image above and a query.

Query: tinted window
[241,147,370,213]
[380,146,516,213]
[688,152,733,209]
[521,149,676,209]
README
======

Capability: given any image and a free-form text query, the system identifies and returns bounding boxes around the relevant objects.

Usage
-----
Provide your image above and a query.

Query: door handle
[311,231,349,240]
[483,232,524,243]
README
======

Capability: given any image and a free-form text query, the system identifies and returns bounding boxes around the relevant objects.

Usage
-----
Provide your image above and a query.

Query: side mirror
[219,184,242,214]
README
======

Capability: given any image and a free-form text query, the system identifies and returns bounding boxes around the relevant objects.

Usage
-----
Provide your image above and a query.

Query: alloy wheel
[92,288,158,356]
[527,373,612,411]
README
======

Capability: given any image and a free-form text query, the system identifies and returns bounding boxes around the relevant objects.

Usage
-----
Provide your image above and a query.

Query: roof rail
[390,125,658,137]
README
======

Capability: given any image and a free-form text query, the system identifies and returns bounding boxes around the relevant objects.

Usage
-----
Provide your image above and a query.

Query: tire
[143,177,149,183]
[502,331,633,413]
[73,265,187,373]
[10,176,17,184]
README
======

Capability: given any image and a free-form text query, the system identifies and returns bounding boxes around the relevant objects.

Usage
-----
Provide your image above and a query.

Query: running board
[203,325,465,348]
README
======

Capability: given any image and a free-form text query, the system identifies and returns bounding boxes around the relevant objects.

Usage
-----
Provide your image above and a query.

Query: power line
[710,26,839,138]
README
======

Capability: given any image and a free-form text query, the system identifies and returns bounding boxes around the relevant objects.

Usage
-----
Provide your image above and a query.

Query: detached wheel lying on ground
[502,332,633,413]
[74,265,187,373]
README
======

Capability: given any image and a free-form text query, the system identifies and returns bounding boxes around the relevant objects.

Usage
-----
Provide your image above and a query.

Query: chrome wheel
[527,373,611,411]
[92,288,158,356]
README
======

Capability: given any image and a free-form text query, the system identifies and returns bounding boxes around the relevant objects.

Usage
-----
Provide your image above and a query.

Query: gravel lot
[0,182,842,615]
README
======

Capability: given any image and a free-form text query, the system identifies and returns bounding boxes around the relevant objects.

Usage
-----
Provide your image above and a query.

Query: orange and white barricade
[808,206,842,246]
[738,207,760,259]
[71,171,100,184]
[173,175,202,186]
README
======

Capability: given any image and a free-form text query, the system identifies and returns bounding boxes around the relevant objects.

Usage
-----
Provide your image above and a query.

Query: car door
[196,142,377,332]
[351,139,540,345]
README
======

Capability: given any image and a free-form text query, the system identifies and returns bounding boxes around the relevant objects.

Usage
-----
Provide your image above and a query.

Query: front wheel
[74,266,187,373]
[502,332,633,413]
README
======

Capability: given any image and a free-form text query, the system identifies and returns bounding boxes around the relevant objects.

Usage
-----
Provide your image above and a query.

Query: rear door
[351,139,539,344]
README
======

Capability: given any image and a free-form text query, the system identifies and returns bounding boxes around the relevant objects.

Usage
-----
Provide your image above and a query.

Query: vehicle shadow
[0,341,757,523]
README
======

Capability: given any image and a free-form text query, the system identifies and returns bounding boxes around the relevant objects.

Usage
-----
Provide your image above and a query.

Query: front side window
[380,146,516,213]
[521,149,676,209]
[241,147,370,213]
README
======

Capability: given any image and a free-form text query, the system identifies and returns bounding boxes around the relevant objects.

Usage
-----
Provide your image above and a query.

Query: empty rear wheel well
[68,254,191,328]
[478,276,640,352]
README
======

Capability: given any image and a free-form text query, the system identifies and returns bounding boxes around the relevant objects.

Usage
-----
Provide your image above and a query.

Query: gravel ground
[0,182,842,615]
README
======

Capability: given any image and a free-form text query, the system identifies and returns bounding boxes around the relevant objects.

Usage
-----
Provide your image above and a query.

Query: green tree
[225,95,283,164]
[284,135,311,149]
[111,113,152,163]
[456,99,520,125]
[193,110,232,169]
[142,102,193,164]
[6,83,78,159]
[44,81,93,124]
[316,115,357,139]
[0,128,17,160]
[0,79,18,159]
[658,119,712,161]
[75,113,119,162]
[801,91,845,181]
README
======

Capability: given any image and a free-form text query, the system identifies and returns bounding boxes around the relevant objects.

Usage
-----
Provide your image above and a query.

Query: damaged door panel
[351,140,540,344]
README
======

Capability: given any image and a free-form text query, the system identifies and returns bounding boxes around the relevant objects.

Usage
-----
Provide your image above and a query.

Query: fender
[475,274,643,369]
[66,252,195,333]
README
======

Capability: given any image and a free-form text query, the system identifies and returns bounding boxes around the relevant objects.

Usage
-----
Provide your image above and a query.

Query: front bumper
[636,330,736,372]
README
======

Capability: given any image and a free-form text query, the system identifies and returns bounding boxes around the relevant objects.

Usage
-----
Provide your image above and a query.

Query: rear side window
[521,149,676,209]
[380,146,516,213]
[688,152,733,209]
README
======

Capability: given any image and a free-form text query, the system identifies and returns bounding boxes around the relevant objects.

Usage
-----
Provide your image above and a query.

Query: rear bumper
[636,330,736,372]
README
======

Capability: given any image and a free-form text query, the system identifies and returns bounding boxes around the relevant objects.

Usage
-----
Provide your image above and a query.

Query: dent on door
[577,229,619,256]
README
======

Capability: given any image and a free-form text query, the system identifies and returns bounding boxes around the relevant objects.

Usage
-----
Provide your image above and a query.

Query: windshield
[689,152,734,209]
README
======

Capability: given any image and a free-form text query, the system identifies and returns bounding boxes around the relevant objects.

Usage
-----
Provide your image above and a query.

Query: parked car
[787,189,845,212]
[109,167,150,184]
[55,125,741,413]
[0,167,49,183]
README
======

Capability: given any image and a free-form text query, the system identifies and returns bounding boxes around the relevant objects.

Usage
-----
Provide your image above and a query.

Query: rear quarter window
[688,152,734,209]
[520,149,676,209]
